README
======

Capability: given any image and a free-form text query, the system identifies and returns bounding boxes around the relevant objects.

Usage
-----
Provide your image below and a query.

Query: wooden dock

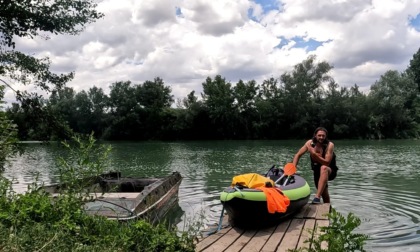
[196,203,331,252]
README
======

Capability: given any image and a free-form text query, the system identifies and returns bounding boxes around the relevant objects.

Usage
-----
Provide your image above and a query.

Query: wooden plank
[241,225,276,252]
[200,215,230,240]
[261,219,291,252]
[316,220,330,228]
[315,219,330,250]
[296,203,317,219]
[201,227,244,252]
[297,219,315,250]
[224,229,257,252]
[196,227,232,252]
[315,203,330,220]
[276,218,305,252]
[196,204,331,252]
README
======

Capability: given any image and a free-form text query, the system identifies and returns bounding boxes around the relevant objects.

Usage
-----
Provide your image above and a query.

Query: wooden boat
[220,167,310,228]
[42,171,182,222]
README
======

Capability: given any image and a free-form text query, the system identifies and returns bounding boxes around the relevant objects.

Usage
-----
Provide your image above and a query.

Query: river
[2,140,420,252]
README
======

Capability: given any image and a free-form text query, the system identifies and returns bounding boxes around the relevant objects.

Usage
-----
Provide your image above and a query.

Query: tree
[105,81,139,140]
[49,87,77,129]
[1,0,103,90]
[136,78,174,139]
[233,80,258,138]
[258,77,281,100]
[0,85,18,166]
[137,77,174,110]
[406,47,420,92]
[320,81,355,137]
[368,70,418,138]
[254,77,284,138]
[202,75,236,138]
[179,91,210,140]
[89,86,109,116]
[73,90,93,134]
[280,55,333,136]
[0,0,103,48]
[183,91,198,109]
[87,86,109,137]
[345,84,369,138]
[0,0,103,142]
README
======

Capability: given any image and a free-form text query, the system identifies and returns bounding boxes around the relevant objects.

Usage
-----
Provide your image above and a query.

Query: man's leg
[315,166,331,202]
[321,188,330,203]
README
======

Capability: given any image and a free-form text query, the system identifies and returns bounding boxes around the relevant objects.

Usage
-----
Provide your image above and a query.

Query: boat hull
[43,171,183,223]
[220,173,310,228]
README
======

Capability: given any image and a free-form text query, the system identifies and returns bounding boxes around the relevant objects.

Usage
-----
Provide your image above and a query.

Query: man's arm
[310,142,335,166]
[293,140,311,167]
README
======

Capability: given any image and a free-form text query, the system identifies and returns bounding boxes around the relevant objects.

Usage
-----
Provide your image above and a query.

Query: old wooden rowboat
[43,171,182,222]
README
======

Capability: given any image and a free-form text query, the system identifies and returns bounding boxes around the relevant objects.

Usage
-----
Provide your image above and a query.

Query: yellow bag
[231,173,274,188]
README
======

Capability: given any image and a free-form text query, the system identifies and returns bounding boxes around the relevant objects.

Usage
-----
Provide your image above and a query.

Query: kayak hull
[220,173,310,228]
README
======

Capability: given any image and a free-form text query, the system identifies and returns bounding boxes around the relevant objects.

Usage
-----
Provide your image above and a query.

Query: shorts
[313,166,337,189]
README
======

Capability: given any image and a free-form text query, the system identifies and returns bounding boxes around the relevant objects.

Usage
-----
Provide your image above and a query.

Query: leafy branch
[290,208,369,252]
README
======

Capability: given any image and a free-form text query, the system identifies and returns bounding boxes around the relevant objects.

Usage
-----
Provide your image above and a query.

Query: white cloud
[181,0,250,35]
[4,0,420,104]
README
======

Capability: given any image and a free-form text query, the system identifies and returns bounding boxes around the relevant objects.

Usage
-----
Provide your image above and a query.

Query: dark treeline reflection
[7,53,420,141]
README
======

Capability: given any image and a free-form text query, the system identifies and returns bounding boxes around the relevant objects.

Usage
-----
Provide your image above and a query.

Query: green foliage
[130,221,195,252]
[368,70,419,138]
[407,47,420,92]
[57,133,111,195]
[0,0,103,89]
[290,208,369,252]
[281,55,333,137]
[17,93,74,140]
[0,0,103,49]
[0,85,19,165]
[0,114,18,163]
[202,75,237,137]
[137,77,174,110]
[0,0,103,144]
[0,135,196,252]
[1,51,73,91]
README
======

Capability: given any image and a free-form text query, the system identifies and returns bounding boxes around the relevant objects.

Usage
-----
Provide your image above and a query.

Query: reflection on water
[3,140,420,252]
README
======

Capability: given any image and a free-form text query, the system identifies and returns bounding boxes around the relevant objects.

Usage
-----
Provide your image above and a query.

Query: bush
[290,208,369,252]
[0,135,196,251]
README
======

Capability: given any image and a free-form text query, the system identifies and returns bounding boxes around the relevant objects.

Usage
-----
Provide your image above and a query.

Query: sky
[5,0,420,104]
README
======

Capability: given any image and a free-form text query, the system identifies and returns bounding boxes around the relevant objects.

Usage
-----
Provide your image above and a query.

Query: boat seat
[269,175,295,185]
[100,178,149,192]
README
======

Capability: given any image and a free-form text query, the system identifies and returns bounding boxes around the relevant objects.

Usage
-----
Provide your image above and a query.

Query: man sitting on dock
[292,127,338,204]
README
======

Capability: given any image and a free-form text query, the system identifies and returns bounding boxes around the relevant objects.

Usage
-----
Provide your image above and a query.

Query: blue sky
[253,0,282,14]
[409,13,420,31]
[6,0,420,104]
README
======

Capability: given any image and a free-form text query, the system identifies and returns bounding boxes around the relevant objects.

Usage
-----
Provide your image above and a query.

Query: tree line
[1,1,420,143]
[5,52,420,141]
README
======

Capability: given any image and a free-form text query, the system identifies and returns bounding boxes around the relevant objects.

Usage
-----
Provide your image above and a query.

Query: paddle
[274,163,297,185]
[282,163,297,186]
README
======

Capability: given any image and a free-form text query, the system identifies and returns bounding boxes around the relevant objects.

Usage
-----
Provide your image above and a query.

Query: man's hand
[306,143,316,156]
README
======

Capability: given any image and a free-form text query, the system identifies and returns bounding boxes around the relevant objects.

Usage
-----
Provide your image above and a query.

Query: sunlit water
[3,140,420,252]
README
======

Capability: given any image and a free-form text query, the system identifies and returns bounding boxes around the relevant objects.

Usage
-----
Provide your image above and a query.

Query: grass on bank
[0,134,198,252]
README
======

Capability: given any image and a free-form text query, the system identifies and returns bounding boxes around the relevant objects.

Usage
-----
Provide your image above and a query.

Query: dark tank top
[310,142,338,171]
